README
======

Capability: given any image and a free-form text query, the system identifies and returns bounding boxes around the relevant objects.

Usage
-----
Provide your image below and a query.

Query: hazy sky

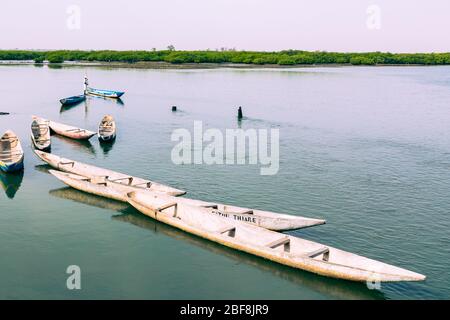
[1,0,449,52]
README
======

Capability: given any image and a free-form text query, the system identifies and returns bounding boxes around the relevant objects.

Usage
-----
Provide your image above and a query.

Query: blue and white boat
[0,130,24,173]
[84,76,124,98]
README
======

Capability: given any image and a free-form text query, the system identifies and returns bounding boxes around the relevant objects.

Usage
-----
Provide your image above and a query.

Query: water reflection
[88,95,124,106]
[47,64,63,69]
[52,134,96,156]
[59,99,87,114]
[48,186,384,300]
[99,139,115,155]
[0,170,24,199]
[49,187,129,212]
[34,164,52,174]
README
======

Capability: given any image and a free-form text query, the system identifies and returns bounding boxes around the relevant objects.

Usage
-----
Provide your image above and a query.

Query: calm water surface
[0,65,449,299]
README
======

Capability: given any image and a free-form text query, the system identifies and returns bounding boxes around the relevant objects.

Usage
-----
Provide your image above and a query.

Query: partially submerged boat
[34,116,96,140]
[0,130,24,173]
[126,190,426,283]
[48,170,326,231]
[98,115,116,142]
[31,117,51,151]
[34,150,186,196]
[60,95,86,106]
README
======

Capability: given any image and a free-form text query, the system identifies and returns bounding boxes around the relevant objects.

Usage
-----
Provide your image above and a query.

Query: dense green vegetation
[1,49,450,66]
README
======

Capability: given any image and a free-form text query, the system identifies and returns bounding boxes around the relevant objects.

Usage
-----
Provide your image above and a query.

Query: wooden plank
[224,209,253,215]
[132,181,152,188]
[157,202,178,211]
[109,176,133,185]
[217,226,236,237]
[266,236,290,249]
[218,226,235,234]
[304,247,330,261]
[156,202,178,217]
[59,161,75,166]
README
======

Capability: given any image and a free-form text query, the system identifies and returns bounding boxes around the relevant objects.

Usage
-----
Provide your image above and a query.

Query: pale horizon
[1,0,450,53]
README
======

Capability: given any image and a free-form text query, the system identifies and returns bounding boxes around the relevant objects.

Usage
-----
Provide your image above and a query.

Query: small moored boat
[34,116,96,140]
[85,87,124,98]
[0,130,24,173]
[60,95,86,106]
[31,117,51,151]
[34,150,186,196]
[48,170,326,231]
[126,190,426,283]
[84,76,124,98]
[98,115,116,142]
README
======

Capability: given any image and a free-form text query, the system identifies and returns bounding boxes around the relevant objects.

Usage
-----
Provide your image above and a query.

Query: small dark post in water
[237,106,243,120]
[172,106,177,112]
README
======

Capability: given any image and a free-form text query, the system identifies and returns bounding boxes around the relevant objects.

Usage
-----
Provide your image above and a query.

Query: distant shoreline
[0,60,438,70]
[1,49,449,68]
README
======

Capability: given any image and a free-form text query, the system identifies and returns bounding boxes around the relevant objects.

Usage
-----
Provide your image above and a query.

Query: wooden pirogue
[34,150,186,196]
[60,95,86,106]
[98,115,116,142]
[31,117,51,151]
[0,130,24,173]
[34,116,96,140]
[48,170,326,231]
[124,190,426,282]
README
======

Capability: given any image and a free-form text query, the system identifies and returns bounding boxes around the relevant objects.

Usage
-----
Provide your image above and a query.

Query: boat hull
[0,156,24,173]
[85,87,124,98]
[33,116,96,140]
[126,191,426,283]
[31,118,51,151]
[0,131,24,173]
[60,95,86,106]
[99,133,116,142]
[31,137,51,152]
[34,150,186,196]
[98,115,117,142]
[48,170,326,231]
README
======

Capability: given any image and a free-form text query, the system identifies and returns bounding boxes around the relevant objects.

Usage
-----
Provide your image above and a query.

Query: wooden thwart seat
[204,204,219,209]
[109,176,133,185]
[109,177,152,188]
[266,236,290,252]
[217,226,236,237]
[132,181,152,188]
[156,202,178,217]
[66,128,83,132]
[304,247,330,261]
[226,209,254,215]
[157,202,177,211]
[59,161,75,167]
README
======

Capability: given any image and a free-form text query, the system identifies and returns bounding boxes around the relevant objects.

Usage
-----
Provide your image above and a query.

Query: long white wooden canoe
[35,150,186,196]
[48,170,326,231]
[34,116,96,140]
[31,117,51,151]
[98,115,116,142]
[126,190,426,282]
[0,130,24,173]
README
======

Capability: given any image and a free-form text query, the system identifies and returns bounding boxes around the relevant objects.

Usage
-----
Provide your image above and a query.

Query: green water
[0,65,449,299]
